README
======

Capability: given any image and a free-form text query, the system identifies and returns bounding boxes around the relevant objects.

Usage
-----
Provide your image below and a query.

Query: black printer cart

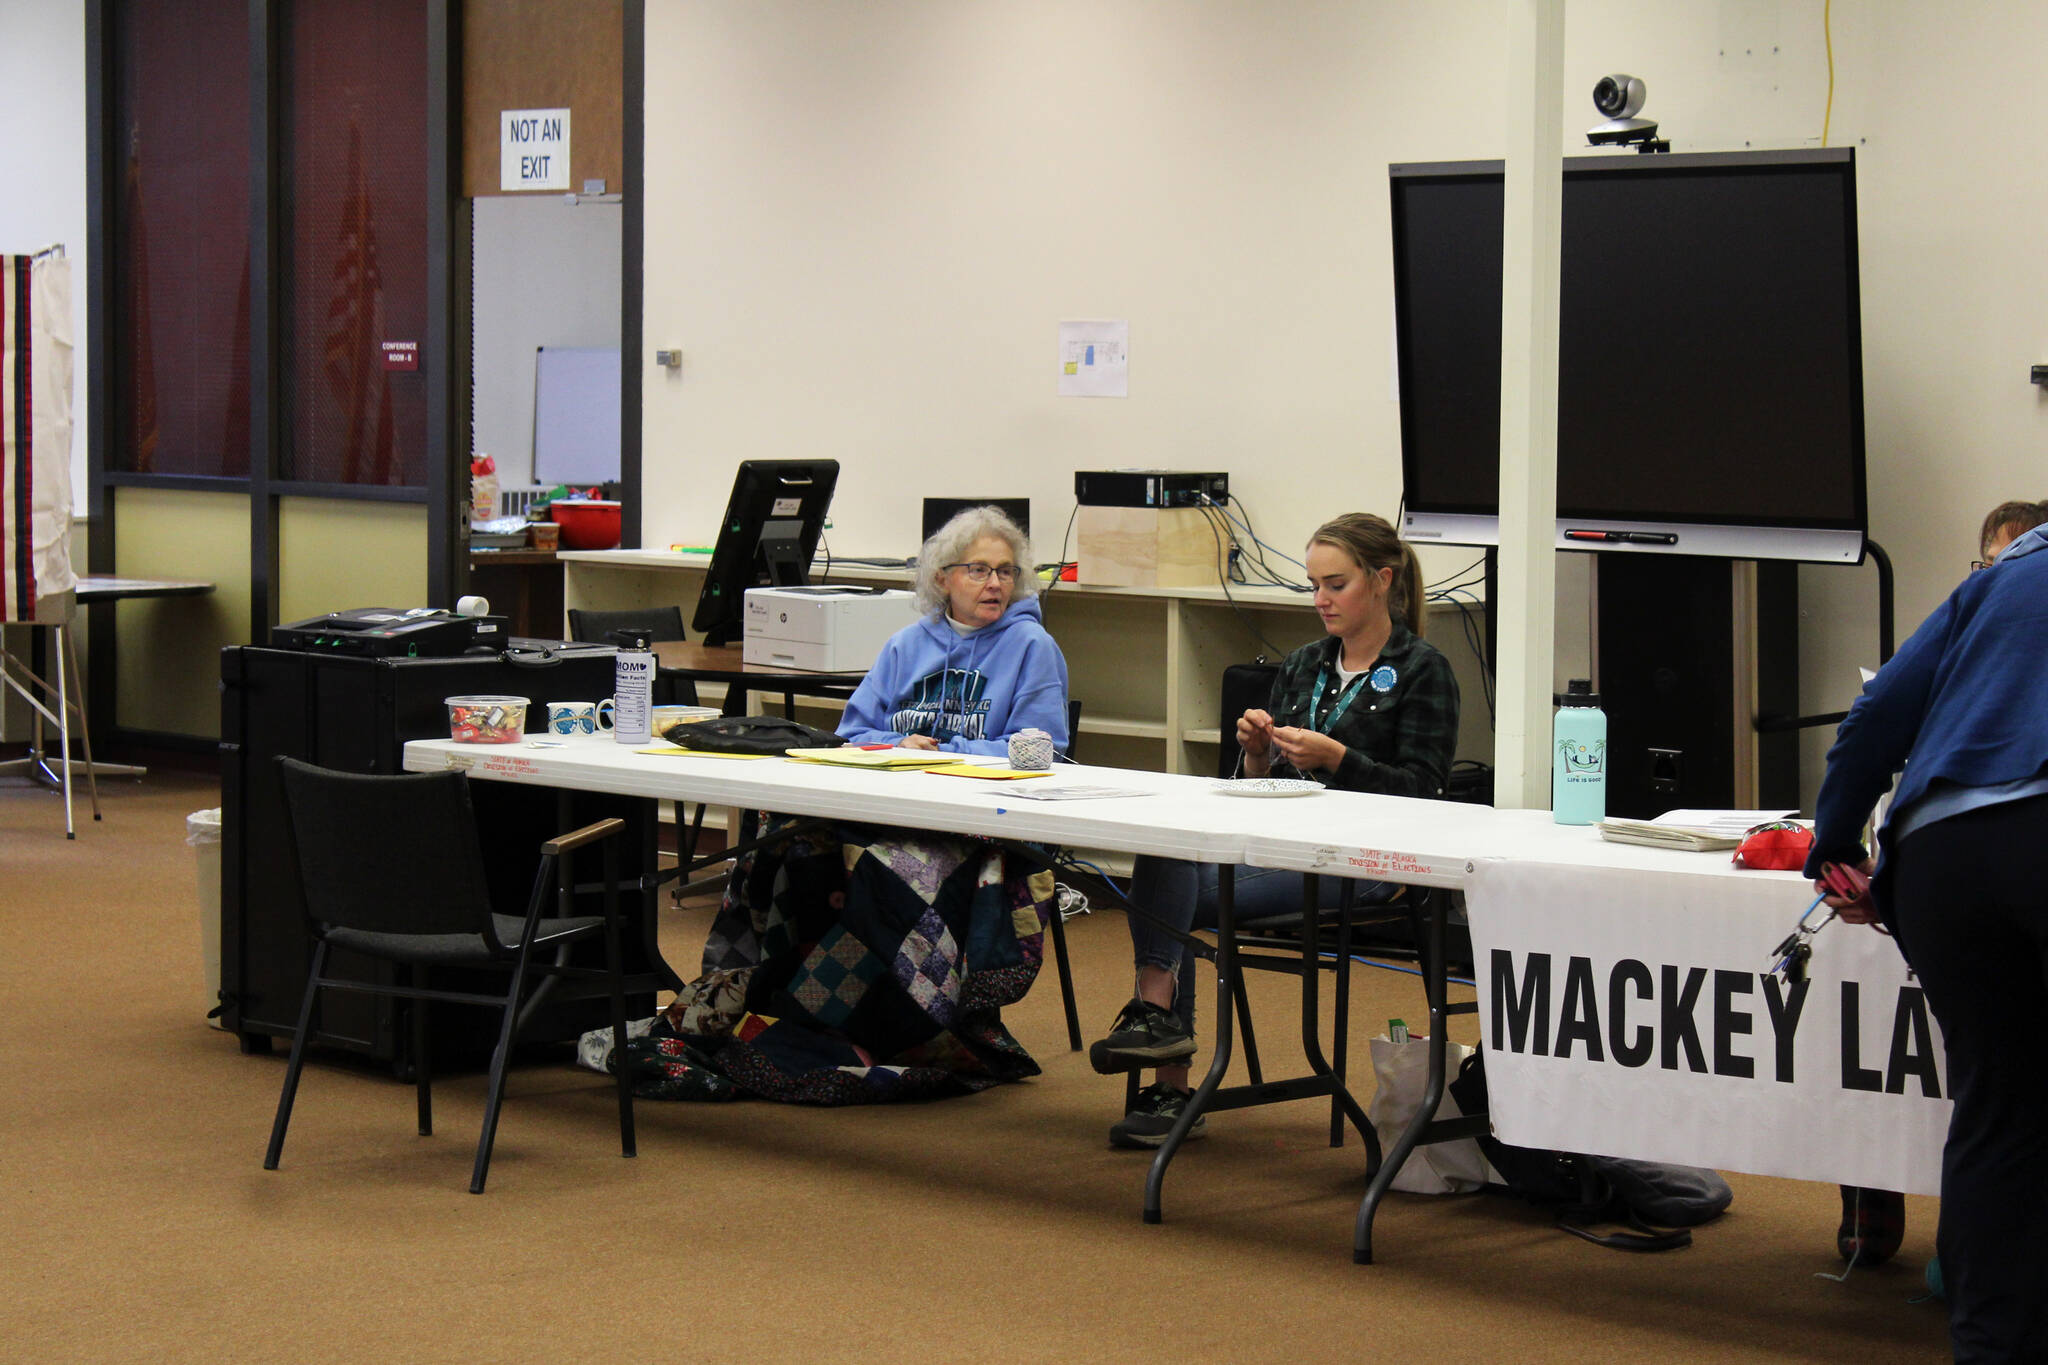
[219,644,678,1067]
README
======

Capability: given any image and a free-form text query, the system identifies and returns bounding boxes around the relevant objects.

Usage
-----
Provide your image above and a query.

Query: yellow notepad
[636,744,776,760]
[921,764,1053,781]
[783,746,957,769]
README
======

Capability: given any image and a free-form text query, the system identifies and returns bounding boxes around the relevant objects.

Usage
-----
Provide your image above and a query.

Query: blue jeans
[1125,855,1395,1035]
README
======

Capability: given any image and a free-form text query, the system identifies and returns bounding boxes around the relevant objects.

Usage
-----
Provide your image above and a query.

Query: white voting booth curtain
[1,252,77,623]
[1466,857,1948,1196]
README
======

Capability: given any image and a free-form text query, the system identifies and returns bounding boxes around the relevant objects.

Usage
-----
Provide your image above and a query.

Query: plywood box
[1076,506,1227,588]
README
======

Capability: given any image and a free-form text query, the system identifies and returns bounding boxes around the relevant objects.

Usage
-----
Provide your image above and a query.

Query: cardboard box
[1075,506,1228,587]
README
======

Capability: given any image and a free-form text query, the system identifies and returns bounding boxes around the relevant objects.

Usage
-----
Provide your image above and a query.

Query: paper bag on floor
[1366,1035,1498,1194]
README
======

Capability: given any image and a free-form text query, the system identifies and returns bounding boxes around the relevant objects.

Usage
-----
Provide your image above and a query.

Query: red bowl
[548,499,622,551]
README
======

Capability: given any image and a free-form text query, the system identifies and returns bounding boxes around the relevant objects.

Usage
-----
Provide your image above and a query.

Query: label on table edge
[1307,844,1471,879]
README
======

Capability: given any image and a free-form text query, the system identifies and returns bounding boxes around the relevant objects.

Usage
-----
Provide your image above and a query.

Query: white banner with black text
[1466,856,1946,1194]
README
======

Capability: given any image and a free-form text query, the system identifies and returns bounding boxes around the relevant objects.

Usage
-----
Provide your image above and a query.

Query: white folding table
[1243,800,1947,1260]
[403,737,1389,1227]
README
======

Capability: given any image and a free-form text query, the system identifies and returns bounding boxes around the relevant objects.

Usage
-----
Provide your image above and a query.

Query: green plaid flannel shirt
[1262,622,1460,798]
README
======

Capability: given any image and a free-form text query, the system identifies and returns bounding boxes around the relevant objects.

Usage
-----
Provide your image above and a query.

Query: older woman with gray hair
[838,505,1070,757]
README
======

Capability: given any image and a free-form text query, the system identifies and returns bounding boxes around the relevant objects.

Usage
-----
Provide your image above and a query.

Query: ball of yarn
[1008,727,1055,771]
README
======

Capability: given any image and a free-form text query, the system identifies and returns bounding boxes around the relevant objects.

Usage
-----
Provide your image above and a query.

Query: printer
[742,585,918,672]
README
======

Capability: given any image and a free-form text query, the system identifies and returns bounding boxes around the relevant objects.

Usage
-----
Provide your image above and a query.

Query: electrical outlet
[1649,747,1682,797]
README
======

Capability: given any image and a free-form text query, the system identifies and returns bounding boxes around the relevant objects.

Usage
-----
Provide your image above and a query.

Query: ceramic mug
[545,699,615,736]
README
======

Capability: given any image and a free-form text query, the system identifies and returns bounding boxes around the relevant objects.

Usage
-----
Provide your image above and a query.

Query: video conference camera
[1587,74,1668,153]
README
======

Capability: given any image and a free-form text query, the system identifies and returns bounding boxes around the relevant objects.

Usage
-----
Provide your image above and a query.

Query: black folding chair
[265,758,635,1193]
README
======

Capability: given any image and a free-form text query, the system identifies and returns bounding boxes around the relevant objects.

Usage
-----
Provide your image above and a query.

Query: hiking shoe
[1088,998,1195,1074]
[1837,1185,1905,1266]
[1109,1083,1206,1149]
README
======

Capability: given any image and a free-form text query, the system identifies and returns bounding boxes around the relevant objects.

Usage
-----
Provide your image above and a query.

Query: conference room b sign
[502,108,571,192]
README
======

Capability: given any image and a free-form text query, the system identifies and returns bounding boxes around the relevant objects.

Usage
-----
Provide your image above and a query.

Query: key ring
[1769,893,1837,984]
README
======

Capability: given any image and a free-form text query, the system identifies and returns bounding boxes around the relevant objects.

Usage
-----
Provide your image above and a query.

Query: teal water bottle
[1552,678,1606,825]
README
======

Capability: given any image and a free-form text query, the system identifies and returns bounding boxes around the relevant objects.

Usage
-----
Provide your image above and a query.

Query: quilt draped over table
[614,819,1055,1105]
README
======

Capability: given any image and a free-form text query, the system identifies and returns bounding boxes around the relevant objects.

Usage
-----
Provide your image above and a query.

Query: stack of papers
[1597,809,1799,852]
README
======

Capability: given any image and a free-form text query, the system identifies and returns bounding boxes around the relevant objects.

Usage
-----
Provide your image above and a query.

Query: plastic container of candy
[445,695,529,744]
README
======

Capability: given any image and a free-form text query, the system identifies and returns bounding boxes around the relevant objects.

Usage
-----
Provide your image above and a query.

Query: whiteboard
[532,345,622,484]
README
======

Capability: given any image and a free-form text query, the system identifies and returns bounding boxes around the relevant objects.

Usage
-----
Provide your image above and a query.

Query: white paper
[999,784,1154,801]
[1652,808,1799,835]
[1058,320,1129,397]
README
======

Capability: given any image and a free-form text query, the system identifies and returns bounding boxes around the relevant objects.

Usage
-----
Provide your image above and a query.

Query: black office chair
[265,757,636,1194]
[565,606,698,706]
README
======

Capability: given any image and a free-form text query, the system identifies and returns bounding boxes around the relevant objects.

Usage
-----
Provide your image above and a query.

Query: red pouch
[1732,821,1813,870]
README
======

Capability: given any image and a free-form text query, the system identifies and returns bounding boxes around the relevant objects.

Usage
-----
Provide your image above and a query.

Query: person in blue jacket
[839,505,1069,757]
[1807,520,2048,1362]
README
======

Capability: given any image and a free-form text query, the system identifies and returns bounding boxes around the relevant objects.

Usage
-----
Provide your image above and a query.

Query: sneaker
[1836,1185,1905,1266]
[1088,998,1196,1074]
[1109,1082,1206,1149]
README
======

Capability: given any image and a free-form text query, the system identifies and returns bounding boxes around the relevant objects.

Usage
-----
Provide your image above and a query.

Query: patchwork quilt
[616,820,1056,1105]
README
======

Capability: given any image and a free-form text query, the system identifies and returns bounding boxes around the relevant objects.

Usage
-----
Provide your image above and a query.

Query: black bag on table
[1447,1051,1732,1252]
[662,715,847,754]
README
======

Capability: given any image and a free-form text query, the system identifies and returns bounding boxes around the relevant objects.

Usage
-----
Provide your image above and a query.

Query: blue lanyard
[1306,658,1370,736]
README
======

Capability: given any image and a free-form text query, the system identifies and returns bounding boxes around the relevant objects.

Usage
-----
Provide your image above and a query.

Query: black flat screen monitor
[920,498,1031,545]
[691,459,840,645]
[1391,147,1867,563]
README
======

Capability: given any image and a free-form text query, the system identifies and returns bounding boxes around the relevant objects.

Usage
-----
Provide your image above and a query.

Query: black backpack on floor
[1447,1052,1732,1251]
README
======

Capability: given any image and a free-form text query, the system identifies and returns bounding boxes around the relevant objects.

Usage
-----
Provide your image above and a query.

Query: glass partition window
[280,0,430,487]
[111,0,252,477]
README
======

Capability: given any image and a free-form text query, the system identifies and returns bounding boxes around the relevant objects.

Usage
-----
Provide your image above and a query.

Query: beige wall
[641,1,2046,809]
[113,489,252,739]
[640,0,1510,569]
[277,499,429,626]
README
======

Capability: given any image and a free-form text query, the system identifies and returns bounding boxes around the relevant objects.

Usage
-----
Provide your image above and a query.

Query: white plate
[1211,778,1325,797]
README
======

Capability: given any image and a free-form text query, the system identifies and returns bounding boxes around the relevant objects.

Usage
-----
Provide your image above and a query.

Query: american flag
[323,120,393,484]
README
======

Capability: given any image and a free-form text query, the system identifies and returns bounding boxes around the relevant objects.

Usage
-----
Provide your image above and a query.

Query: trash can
[186,808,224,1028]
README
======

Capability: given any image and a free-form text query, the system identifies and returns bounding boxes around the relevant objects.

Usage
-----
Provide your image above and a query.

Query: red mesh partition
[112,0,252,477]
[281,0,429,487]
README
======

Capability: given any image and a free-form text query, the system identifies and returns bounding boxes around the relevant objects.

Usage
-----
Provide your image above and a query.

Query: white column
[1493,0,1565,811]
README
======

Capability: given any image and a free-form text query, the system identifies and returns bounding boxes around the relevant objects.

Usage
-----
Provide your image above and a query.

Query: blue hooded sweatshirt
[1807,523,2048,885]
[837,595,1070,757]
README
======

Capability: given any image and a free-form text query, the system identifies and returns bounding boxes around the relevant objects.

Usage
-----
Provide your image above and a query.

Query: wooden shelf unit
[560,550,1491,775]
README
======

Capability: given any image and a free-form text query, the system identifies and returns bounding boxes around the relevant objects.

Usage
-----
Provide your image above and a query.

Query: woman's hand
[1236,708,1276,776]
[1815,856,1880,925]
[1270,725,1345,775]
[900,733,940,751]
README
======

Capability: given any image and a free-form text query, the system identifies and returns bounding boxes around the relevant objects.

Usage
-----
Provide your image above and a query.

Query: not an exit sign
[501,108,570,192]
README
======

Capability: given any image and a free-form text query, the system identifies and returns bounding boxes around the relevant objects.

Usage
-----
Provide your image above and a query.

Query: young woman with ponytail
[1091,512,1462,1149]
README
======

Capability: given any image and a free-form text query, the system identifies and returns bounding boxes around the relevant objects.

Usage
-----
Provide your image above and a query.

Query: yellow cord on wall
[1821,0,1836,147]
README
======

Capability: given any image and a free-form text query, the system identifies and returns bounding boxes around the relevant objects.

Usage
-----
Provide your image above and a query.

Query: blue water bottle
[1552,678,1606,825]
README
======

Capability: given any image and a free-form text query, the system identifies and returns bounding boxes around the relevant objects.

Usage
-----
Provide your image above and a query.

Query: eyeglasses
[1971,560,1992,572]
[943,562,1020,584]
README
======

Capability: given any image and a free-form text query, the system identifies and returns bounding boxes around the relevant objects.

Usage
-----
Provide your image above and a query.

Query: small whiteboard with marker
[532,345,621,485]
